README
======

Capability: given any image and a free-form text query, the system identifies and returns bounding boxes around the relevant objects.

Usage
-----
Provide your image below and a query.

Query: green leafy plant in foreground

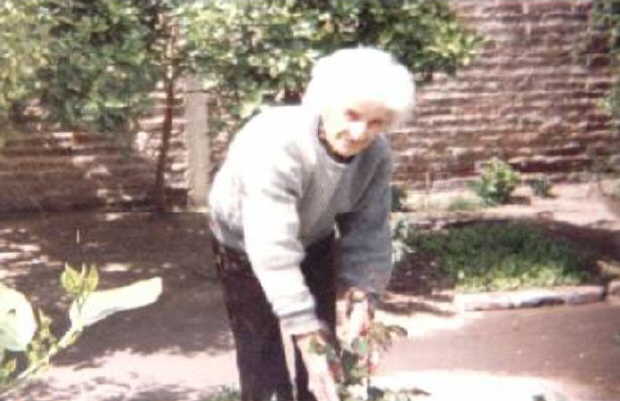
[469,158,521,206]
[0,264,162,396]
[395,221,591,293]
[309,321,412,401]
[198,322,413,401]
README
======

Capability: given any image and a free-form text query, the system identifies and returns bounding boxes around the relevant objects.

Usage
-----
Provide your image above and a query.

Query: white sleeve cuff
[279,310,324,337]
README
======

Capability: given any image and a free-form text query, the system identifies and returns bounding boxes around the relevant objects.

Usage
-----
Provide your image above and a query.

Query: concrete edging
[453,282,620,312]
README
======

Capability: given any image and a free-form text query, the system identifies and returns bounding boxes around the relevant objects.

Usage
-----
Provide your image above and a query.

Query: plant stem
[0,326,82,397]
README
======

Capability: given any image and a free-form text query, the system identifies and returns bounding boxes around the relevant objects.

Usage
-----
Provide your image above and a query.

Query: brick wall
[0,88,188,213]
[393,0,616,190]
[0,0,615,213]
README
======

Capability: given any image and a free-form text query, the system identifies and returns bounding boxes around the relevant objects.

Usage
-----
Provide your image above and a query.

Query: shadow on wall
[0,211,231,365]
[0,117,188,214]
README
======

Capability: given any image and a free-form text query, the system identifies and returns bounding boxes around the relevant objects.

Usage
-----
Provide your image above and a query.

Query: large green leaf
[0,283,37,352]
[69,277,163,328]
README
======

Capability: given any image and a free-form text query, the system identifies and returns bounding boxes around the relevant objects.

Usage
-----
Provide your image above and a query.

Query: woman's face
[320,99,394,158]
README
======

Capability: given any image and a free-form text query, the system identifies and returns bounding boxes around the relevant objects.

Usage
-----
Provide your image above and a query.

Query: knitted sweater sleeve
[336,150,393,295]
[240,134,323,336]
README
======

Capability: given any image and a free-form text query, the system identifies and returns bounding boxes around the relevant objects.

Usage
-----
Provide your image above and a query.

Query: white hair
[302,47,416,127]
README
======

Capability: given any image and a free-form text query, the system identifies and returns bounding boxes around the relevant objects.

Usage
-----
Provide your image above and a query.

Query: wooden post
[184,76,210,211]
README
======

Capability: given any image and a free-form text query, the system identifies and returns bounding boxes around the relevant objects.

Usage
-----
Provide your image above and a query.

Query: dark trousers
[213,234,337,401]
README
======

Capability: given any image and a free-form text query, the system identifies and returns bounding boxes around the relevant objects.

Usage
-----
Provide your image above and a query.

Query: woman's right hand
[294,330,341,401]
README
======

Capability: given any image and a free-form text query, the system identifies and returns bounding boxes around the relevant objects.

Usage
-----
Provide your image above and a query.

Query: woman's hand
[294,330,342,401]
[336,288,380,373]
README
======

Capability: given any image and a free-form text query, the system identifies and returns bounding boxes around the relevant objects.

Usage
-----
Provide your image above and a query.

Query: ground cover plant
[391,219,595,294]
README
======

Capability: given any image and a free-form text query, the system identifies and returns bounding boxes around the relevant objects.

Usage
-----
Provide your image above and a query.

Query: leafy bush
[2,0,483,136]
[1,0,483,211]
[0,264,162,396]
[186,0,484,136]
[0,0,52,128]
[394,221,591,293]
[469,158,521,206]
[0,0,162,133]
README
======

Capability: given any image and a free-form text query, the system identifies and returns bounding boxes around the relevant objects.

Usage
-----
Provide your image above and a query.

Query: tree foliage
[0,0,482,210]
[0,0,199,211]
[186,0,484,136]
[0,0,53,127]
[0,0,205,134]
[35,0,163,133]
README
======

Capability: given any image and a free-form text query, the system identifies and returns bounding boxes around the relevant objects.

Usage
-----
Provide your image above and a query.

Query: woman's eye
[369,119,383,127]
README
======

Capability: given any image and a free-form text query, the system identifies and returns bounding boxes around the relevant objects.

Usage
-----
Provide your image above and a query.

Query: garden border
[391,203,620,313]
[453,282,620,312]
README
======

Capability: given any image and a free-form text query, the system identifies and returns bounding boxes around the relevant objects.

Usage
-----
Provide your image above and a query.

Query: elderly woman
[209,47,415,401]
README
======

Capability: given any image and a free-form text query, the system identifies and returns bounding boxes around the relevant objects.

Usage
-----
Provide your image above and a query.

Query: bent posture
[209,47,415,401]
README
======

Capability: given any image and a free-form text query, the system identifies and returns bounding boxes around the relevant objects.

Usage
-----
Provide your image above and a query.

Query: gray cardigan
[209,105,392,335]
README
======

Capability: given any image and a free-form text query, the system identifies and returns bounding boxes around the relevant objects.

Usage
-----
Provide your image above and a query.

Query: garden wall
[0,88,189,213]
[392,0,616,190]
[0,0,615,214]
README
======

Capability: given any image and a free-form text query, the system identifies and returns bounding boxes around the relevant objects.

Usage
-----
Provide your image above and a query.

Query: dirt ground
[1,181,620,401]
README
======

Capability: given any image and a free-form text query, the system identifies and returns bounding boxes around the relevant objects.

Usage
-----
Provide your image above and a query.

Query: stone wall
[392,0,616,190]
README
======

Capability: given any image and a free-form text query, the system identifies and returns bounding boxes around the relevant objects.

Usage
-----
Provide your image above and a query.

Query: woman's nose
[349,121,367,140]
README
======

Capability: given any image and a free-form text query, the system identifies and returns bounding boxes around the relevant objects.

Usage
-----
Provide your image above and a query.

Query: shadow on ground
[11,376,228,401]
[3,196,620,400]
[0,211,232,368]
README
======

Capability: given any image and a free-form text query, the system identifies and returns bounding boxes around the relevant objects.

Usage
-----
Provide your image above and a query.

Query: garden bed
[388,182,620,297]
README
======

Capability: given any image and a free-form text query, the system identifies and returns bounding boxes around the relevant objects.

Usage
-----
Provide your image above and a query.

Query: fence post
[184,76,210,211]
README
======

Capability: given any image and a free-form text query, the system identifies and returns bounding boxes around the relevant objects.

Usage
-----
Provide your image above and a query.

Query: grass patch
[446,196,484,212]
[394,220,593,293]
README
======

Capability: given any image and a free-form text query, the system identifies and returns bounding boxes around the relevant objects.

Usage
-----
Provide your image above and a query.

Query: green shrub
[469,158,521,206]
[394,221,591,293]
[186,0,484,137]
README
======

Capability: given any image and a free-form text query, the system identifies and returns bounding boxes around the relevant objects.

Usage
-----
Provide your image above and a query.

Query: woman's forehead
[342,99,395,119]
